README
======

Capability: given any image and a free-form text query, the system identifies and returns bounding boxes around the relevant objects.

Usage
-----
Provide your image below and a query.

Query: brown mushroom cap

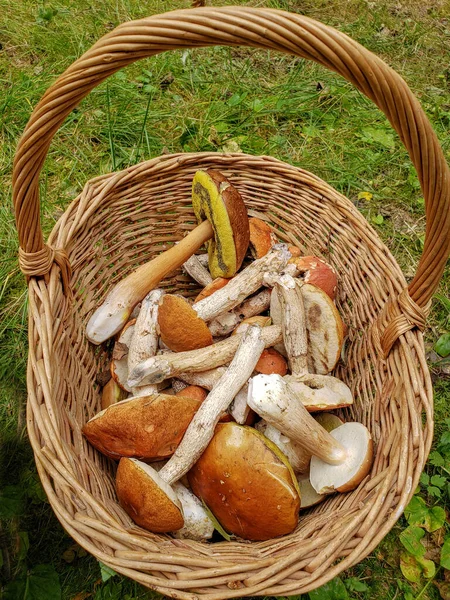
[302,283,344,374]
[175,385,208,403]
[310,422,373,494]
[188,422,300,541]
[249,217,278,258]
[83,393,202,460]
[192,170,249,278]
[116,458,184,532]
[195,277,231,302]
[157,294,213,352]
[289,256,338,300]
[255,348,288,376]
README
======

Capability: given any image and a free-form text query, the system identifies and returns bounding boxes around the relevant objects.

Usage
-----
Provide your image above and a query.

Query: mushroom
[188,422,300,541]
[157,244,291,351]
[315,412,344,431]
[248,217,278,258]
[231,315,272,335]
[115,326,265,533]
[86,169,249,344]
[288,255,338,300]
[175,385,208,403]
[127,289,164,397]
[255,420,310,473]
[248,375,373,494]
[277,280,352,409]
[182,254,213,287]
[116,458,215,539]
[82,392,203,461]
[255,348,288,376]
[127,324,282,387]
[297,475,325,509]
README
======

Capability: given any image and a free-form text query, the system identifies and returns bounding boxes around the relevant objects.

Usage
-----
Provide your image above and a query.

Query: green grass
[1,0,449,598]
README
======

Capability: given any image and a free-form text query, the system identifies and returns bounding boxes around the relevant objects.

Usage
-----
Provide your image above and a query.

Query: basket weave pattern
[13,8,450,599]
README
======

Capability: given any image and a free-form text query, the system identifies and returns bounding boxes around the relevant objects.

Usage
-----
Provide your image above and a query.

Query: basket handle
[13,7,450,352]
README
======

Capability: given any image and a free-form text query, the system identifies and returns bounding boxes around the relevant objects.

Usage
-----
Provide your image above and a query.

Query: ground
[0,0,449,599]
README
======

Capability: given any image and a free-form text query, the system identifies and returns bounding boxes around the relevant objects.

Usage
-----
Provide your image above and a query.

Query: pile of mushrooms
[82,169,373,542]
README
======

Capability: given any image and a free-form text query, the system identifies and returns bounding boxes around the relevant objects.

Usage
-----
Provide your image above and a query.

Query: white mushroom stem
[256,420,311,474]
[208,289,271,337]
[183,255,213,287]
[159,325,265,484]
[128,324,282,386]
[229,386,251,424]
[127,289,164,397]
[172,482,214,541]
[248,374,348,465]
[86,219,214,344]
[196,253,209,267]
[177,368,227,390]
[171,379,189,394]
[192,244,291,322]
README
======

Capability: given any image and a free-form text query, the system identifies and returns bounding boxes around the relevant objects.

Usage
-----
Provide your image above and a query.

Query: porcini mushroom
[188,422,300,541]
[248,217,278,258]
[208,289,271,337]
[86,169,249,344]
[182,254,213,287]
[82,393,202,461]
[195,277,231,302]
[248,375,373,494]
[255,420,310,473]
[157,244,291,351]
[115,326,265,533]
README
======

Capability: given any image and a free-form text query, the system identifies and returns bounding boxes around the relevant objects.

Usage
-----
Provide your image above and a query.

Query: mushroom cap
[256,348,288,376]
[314,412,345,431]
[284,374,353,411]
[188,422,300,541]
[192,170,249,278]
[249,217,278,258]
[195,277,231,302]
[83,393,202,460]
[110,319,136,391]
[302,283,344,374]
[158,294,213,352]
[297,475,325,509]
[310,422,373,494]
[116,458,184,532]
[175,385,208,403]
[289,256,338,300]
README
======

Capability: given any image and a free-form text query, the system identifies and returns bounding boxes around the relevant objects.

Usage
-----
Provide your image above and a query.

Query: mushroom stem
[277,283,308,376]
[159,325,265,485]
[86,219,213,344]
[248,375,347,465]
[192,244,291,322]
[208,289,271,337]
[183,255,213,287]
[177,368,227,390]
[127,289,164,397]
[128,325,282,386]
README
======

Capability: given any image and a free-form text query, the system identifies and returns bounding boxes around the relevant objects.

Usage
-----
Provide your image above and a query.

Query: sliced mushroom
[116,326,265,533]
[128,324,281,386]
[86,169,249,344]
[188,422,300,541]
[248,374,373,494]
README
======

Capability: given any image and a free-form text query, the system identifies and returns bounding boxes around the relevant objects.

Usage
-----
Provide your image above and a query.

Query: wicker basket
[13,6,450,599]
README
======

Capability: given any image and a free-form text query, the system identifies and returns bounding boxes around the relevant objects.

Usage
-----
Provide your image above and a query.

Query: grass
[1,0,449,598]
